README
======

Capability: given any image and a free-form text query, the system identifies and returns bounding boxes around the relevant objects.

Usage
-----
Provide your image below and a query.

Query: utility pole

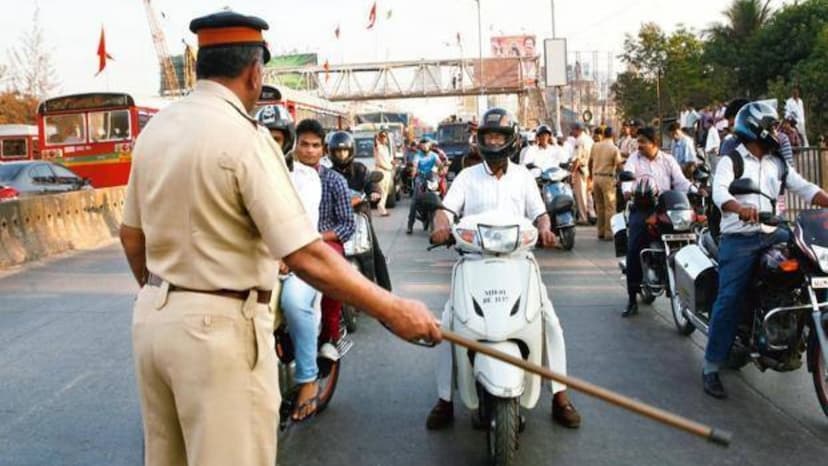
[551,0,562,136]
[475,0,485,116]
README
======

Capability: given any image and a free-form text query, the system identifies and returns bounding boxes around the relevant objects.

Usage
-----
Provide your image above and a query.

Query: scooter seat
[701,231,719,261]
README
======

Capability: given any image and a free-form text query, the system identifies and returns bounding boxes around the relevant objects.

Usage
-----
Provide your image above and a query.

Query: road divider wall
[0,187,126,268]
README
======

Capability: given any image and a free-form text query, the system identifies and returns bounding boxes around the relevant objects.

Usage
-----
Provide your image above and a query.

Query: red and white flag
[95,26,114,76]
[367,2,377,30]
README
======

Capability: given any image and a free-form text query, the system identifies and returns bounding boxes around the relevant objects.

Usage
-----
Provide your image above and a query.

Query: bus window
[45,114,86,144]
[89,109,131,142]
[138,111,154,132]
[1,138,27,159]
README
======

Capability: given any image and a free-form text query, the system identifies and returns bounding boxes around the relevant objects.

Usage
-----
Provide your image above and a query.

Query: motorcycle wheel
[342,304,358,333]
[315,356,341,416]
[667,266,695,335]
[559,228,575,250]
[810,333,828,417]
[640,287,656,305]
[486,395,520,466]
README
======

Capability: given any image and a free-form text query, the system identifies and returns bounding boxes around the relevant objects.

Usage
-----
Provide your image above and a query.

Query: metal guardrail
[784,146,826,220]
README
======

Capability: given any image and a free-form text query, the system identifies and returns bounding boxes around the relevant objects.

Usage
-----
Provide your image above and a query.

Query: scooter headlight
[478,224,520,254]
[667,209,694,232]
[811,244,828,274]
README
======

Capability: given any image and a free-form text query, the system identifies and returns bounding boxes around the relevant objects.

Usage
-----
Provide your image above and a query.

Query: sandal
[291,381,320,422]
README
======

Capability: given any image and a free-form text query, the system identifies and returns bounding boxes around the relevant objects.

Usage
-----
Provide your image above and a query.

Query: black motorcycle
[672,178,828,416]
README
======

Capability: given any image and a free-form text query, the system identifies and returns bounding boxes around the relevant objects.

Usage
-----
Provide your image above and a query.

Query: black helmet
[535,124,553,137]
[256,104,296,152]
[733,101,780,151]
[633,177,659,210]
[478,107,520,163]
[327,131,355,169]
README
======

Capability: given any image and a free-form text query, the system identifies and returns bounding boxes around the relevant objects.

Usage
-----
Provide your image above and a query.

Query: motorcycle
[272,280,354,431]
[412,168,442,231]
[426,197,546,466]
[671,178,828,416]
[615,171,699,305]
[532,164,577,250]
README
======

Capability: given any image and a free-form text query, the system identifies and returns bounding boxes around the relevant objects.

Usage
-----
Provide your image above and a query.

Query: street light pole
[476,0,484,117]
[551,0,562,136]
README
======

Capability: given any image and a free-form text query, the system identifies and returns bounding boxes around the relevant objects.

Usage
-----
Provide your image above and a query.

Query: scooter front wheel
[486,396,520,466]
[667,265,695,335]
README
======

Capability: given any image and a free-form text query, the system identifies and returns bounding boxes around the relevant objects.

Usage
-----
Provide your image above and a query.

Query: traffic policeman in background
[119,10,440,466]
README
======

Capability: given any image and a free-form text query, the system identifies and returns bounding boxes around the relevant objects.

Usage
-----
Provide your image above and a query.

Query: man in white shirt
[520,124,570,170]
[373,130,394,216]
[784,85,808,147]
[679,103,700,137]
[702,101,828,399]
[425,107,581,430]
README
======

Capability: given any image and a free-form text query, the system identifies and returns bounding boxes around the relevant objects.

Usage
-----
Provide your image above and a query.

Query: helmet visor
[479,129,511,153]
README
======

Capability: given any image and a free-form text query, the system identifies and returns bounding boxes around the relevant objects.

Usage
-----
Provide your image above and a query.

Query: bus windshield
[438,125,467,144]
[44,113,86,145]
[89,109,130,142]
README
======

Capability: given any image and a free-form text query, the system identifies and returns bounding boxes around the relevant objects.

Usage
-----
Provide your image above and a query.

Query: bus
[37,92,168,187]
[256,85,351,132]
[0,125,39,161]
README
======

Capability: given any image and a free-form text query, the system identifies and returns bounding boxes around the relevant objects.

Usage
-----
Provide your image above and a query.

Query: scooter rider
[406,138,441,234]
[520,124,570,170]
[328,130,393,291]
[702,101,828,399]
[621,126,693,317]
[426,107,582,429]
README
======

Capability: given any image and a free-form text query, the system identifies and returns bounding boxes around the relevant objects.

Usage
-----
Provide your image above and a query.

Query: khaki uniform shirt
[123,80,319,291]
[589,140,623,176]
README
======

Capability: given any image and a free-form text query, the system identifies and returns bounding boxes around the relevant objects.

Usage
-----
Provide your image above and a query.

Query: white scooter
[427,197,545,466]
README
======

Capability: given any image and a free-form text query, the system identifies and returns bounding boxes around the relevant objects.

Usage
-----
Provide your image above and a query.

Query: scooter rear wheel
[640,287,657,305]
[559,228,575,250]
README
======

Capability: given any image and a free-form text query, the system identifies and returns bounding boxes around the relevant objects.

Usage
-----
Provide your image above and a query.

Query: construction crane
[142,0,180,95]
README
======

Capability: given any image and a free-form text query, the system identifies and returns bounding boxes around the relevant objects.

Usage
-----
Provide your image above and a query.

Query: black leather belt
[146,273,272,305]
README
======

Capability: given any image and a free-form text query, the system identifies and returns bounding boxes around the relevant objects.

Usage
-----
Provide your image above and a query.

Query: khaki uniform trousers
[572,170,590,223]
[592,175,616,239]
[377,168,393,211]
[133,284,280,466]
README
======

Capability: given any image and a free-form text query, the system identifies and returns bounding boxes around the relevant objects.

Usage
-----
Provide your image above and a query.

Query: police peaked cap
[190,10,271,63]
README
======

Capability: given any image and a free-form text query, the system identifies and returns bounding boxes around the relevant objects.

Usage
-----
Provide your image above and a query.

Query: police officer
[119,11,440,466]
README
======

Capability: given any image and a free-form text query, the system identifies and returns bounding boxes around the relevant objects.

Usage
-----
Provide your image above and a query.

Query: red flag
[323,60,331,82]
[335,24,340,39]
[367,2,377,30]
[95,27,114,76]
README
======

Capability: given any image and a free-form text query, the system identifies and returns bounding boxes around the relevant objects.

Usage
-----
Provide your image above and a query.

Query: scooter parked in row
[671,178,828,416]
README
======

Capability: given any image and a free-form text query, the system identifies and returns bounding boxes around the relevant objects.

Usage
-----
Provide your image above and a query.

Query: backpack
[708,148,789,238]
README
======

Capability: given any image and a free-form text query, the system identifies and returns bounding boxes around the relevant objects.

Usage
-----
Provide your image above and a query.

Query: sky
[0,0,792,125]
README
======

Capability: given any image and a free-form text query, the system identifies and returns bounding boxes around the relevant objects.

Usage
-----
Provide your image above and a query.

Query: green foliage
[613,0,828,140]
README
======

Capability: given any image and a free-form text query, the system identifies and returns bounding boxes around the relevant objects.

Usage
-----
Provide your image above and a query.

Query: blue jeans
[704,229,790,364]
[280,274,321,383]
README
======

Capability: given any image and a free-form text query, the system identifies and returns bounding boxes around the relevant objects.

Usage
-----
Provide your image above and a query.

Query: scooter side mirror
[728,178,762,196]
[618,170,636,182]
[368,170,384,183]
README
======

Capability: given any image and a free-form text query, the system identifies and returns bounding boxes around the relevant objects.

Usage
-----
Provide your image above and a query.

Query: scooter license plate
[811,277,828,289]
[663,233,696,241]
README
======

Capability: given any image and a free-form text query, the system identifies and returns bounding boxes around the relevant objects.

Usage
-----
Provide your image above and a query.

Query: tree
[0,91,39,124]
[7,5,59,99]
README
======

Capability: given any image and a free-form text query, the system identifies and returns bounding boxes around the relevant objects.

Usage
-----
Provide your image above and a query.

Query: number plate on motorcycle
[663,233,696,241]
[811,277,828,288]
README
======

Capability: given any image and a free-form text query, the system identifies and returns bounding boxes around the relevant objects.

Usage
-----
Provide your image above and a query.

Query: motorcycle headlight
[811,244,828,274]
[478,224,520,254]
[667,209,694,231]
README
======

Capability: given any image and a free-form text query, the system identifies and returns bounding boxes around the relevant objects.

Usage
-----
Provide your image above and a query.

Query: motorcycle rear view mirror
[421,193,458,218]
[728,178,773,202]
[618,170,636,182]
[368,171,384,183]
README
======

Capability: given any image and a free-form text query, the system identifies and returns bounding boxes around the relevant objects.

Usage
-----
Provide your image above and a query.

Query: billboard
[490,35,538,58]
[265,53,319,90]
[544,38,567,87]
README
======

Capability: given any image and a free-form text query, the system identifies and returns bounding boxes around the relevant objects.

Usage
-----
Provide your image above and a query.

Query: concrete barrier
[0,186,127,269]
